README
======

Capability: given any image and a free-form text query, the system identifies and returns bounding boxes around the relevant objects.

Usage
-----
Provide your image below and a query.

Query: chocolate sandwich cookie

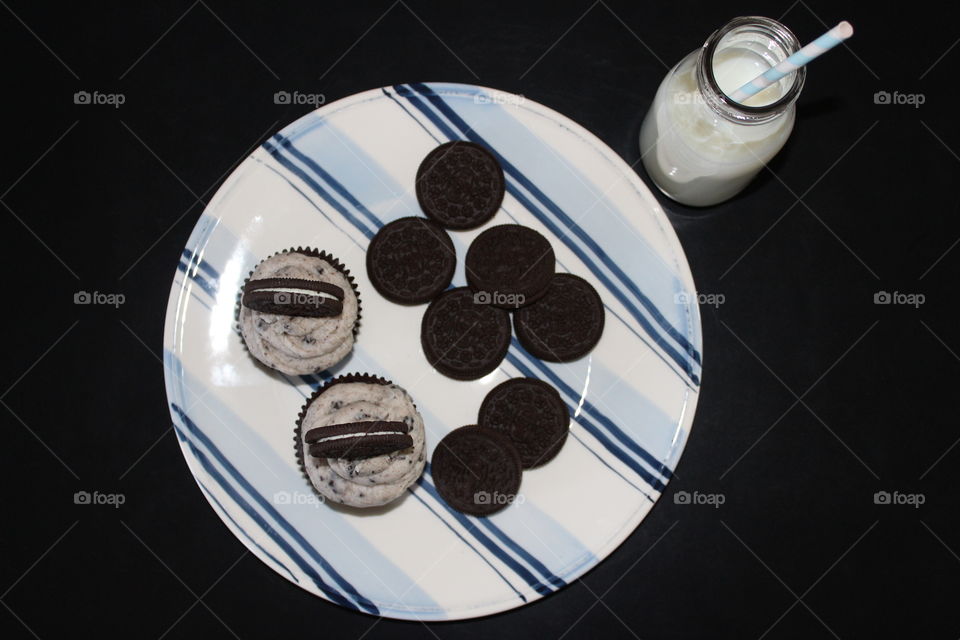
[432,426,523,516]
[416,141,505,230]
[514,273,605,362]
[421,287,511,380]
[479,378,569,468]
[465,225,555,309]
[366,217,456,304]
[242,277,345,317]
[305,420,413,459]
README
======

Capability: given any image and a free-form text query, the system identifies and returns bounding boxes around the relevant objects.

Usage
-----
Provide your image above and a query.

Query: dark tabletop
[2,1,957,638]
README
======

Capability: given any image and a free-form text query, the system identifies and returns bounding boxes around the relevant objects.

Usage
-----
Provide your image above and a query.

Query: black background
[2,1,958,638]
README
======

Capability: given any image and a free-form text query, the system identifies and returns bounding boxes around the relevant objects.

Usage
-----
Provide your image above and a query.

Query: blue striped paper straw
[728,21,853,103]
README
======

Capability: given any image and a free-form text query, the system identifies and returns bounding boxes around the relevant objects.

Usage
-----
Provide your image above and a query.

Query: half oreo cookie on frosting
[242,277,345,317]
[305,420,413,460]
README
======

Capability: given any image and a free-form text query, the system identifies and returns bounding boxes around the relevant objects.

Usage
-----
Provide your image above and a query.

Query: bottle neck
[695,16,805,125]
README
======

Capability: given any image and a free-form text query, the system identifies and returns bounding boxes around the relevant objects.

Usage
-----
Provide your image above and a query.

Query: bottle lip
[697,16,806,124]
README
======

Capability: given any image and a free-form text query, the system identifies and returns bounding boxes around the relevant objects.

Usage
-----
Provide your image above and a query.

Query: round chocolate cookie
[432,425,523,516]
[366,217,456,304]
[514,273,605,362]
[416,141,505,230]
[465,225,555,309]
[479,378,570,468]
[421,287,511,380]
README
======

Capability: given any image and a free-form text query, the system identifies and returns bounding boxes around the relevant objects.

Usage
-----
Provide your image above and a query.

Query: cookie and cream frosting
[239,251,358,375]
[299,381,426,508]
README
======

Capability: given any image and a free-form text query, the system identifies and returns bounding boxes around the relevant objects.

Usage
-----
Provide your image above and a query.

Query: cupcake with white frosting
[295,373,426,508]
[239,248,360,375]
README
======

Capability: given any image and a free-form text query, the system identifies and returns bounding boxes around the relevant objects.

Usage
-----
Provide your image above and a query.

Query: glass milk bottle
[640,16,806,207]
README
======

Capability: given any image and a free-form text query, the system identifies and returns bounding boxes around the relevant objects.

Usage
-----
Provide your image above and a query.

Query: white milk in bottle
[640,17,806,207]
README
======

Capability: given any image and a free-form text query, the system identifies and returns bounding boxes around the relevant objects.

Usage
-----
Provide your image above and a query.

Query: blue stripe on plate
[177,259,216,298]
[423,460,566,590]
[271,135,385,231]
[253,159,366,255]
[406,488,528,602]
[499,204,696,390]
[381,88,444,143]
[395,82,700,385]
[566,430,652,498]
[173,275,212,312]
[415,470,554,596]
[473,517,567,590]
[256,138,673,485]
[182,247,219,281]
[504,351,667,493]
[172,404,380,614]
[260,138,375,241]
[196,481,298,583]
[510,340,673,481]
[175,422,364,610]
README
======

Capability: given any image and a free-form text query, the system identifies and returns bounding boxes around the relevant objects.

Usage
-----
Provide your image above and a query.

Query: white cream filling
[312,430,406,444]
[254,286,340,301]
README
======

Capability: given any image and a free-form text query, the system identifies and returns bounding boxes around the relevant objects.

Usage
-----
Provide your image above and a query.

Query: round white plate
[162,82,703,620]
